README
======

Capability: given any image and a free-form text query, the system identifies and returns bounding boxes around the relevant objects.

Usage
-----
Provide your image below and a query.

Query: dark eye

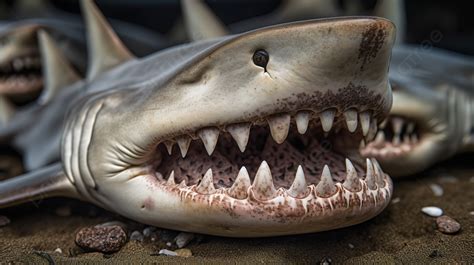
[253,49,269,69]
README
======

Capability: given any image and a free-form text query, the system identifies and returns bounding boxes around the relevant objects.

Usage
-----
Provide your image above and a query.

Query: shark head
[361,45,474,177]
[61,5,396,236]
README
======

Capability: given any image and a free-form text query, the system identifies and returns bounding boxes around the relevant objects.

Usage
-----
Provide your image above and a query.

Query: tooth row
[167,159,386,200]
[1,57,41,72]
[160,109,377,158]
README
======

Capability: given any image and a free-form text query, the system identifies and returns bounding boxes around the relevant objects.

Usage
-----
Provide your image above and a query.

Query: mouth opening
[0,53,43,102]
[151,109,388,198]
[361,115,421,159]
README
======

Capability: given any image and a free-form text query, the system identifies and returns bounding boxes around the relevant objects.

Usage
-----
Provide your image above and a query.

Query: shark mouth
[146,109,393,236]
[360,115,420,159]
[0,53,43,99]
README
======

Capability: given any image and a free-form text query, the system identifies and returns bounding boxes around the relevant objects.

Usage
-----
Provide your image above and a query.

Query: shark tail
[0,163,78,208]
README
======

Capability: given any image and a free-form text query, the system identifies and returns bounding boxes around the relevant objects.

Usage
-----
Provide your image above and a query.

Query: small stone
[470,211,474,216]
[320,257,332,265]
[166,242,172,247]
[391,197,400,204]
[175,248,193,257]
[96,221,127,229]
[130,231,144,242]
[0,215,10,227]
[75,225,128,253]
[54,248,62,254]
[436,215,461,234]
[421,206,443,217]
[470,176,474,183]
[174,232,195,248]
[55,205,72,217]
[158,249,177,256]
[429,184,443,197]
[429,249,443,258]
[348,243,354,249]
[143,226,157,238]
[160,229,178,242]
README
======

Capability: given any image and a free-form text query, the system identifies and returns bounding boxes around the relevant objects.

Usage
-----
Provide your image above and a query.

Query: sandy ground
[0,155,473,264]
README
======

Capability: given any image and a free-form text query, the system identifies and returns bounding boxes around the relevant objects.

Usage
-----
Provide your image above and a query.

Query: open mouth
[151,109,390,200]
[361,115,420,159]
[0,54,43,98]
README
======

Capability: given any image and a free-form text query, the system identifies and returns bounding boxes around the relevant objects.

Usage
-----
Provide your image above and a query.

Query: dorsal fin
[0,163,79,208]
[37,30,80,104]
[374,0,405,43]
[0,95,15,125]
[80,0,134,80]
[181,0,228,41]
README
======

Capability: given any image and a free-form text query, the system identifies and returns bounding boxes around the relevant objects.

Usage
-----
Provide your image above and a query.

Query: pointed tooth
[343,159,361,191]
[406,122,415,134]
[403,134,410,144]
[164,141,174,155]
[392,135,401,145]
[267,114,290,144]
[179,179,187,187]
[319,109,335,132]
[196,168,216,194]
[359,111,371,136]
[371,158,385,188]
[344,109,358,133]
[366,118,378,141]
[198,127,219,155]
[315,165,337,197]
[227,167,251,199]
[380,118,388,129]
[295,111,310,134]
[375,131,385,143]
[391,117,404,136]
[227,123,251,152]
[176,136,192,158]
[365,159,377,190]
[287,165,308,198]
[167,170,176,185]
[359,139,366,149]
[251,161,276,200]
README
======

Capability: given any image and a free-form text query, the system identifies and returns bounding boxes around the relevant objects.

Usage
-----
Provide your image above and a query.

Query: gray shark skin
[0,1,396,237]
[361,45,474,177]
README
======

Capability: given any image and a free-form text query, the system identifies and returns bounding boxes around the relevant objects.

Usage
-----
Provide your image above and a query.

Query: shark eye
[253,49,269,69]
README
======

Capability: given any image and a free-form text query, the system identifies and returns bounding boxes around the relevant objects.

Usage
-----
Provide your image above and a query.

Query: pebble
[130,230,144,242]
[470,176,474,183]
[470,211,474,216]
[75,225,128,253]
[54,248,62,254]
[158,249,177,256]
[421,206,443,217]
[55,205,72,217]
[174,232,195,248]
[436,215,461,234]
[429,184,443,197]
[391,197,400,204]
[348,243,355,249]
[320,257,332,265]
[0,215,10,227]
[175,248,193,257]
[143,226,157,238]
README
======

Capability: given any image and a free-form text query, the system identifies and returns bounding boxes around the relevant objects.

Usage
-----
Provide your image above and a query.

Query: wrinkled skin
[361,45,474,177]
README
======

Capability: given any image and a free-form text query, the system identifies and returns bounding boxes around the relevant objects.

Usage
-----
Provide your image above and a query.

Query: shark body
[0,1,396,237]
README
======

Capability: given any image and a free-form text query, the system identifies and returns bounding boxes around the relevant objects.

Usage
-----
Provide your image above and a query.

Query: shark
[0,0,396,237]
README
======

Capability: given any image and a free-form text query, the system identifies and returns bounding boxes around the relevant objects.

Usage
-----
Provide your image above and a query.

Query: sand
[0,154,473,264]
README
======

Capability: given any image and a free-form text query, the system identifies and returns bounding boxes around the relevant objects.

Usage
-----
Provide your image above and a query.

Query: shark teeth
[287,165,308,198]
[267,114,291,144]
[319,109,335,132]
[359,111,371,136]
[295,111,310,134]
[167,170,176,185]
[176,136,192,158]
[196,168,216,194]
[227,167,251,199]
[227,123,251,152]
[371,158,386,188]
[344,109,358,133]
[343,158,361,191]
[365,159,377,190]
[315,165,337,197]
[164,140,174,155]
[251,161,277,200]
[198,127,220,155]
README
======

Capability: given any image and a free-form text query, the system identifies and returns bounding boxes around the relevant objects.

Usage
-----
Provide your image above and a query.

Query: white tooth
[252,161,276,200]
[287,165,308,198]
[295,111,310,134]
[267,114,290,144]
[359,139,366,149]
[344,109,358,133]
[359,111,371,136]
[391,117,404,136]
[392,135,401,145]
[375,131,385,143]
[343,159,361,191]
[196,168,216,194]
[164,141,174,155]
[366,118,378,141]
[227,167,251,199]
[315,165,337,197]
[371,158,385,188]
[167,170,176,185]
[319,109,335,132]
[176,136,192,158]
[403,134,410,144]
[380,118,388,129]
[198,127,220,155]
[406,122,415,134]
[365,159,377,190]
[227,123,251,152]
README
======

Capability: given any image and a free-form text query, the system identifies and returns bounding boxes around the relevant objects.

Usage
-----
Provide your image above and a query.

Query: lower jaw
[0,77,43,100]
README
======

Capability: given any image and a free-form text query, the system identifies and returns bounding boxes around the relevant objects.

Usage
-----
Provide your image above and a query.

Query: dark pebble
[75,225,127,253]
[436,215,461,234]
[0,215,10,227]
